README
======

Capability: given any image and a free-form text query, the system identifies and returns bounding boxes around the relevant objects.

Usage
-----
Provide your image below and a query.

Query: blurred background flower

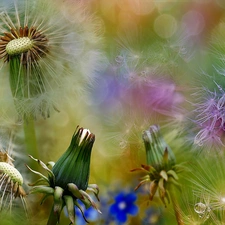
[0,0,225,224]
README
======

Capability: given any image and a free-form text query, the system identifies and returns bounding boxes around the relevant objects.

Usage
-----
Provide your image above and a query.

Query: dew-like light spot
[154,14,177,39]
[182,10,205,36]
[221,196,225,203]
[194,202,206,214]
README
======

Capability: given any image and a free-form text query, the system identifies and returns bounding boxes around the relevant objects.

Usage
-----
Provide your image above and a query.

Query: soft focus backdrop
[1,0,225,225]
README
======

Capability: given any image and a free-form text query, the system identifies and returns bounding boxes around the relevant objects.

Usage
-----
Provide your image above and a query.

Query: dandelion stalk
[23,118,39,170]
[170,187,184,225]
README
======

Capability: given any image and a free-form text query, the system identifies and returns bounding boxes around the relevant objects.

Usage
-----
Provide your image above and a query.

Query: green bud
[52,127,95,191]
[142,125,175,168]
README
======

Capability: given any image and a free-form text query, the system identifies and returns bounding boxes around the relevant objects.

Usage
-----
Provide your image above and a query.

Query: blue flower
[109,192,138,224]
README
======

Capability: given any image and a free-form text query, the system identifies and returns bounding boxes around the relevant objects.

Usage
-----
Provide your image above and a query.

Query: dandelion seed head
[0,0,104,119]
[0,162,23,185]
[6,37,33,56]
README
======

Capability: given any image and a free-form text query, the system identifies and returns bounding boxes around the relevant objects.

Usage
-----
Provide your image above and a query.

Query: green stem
[47,205,58,225]
[23,117,39,168]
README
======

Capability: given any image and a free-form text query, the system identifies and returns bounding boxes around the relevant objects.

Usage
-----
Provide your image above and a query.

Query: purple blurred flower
[110,191,138,224]
[90,66,128,111]
[125,76,183,116]
[192,85,225,148]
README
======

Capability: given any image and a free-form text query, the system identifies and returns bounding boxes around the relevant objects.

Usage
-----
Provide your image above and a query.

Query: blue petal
[76,216,86,225]
[125,193,137,203]
[110,203,119,214]
[115,192,125,202]
[84,207,99,221]
[117,211,127,223]
[126,204,139,215]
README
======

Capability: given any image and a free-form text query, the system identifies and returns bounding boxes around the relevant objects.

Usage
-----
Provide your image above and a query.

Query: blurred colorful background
[1,0,225,224]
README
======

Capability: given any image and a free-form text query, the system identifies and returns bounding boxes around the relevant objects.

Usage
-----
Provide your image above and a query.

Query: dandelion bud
[132,125,180,207]
[142,125,176,168]
[52,126,95,191]
[27,127,100,224]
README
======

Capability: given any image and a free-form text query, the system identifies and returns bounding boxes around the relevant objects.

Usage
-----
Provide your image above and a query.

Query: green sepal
[87,184,100,201]
[167,170,179,180]
[26,164,49,183]
[64,195,75,224]
[160,170,168,181]
[67,183,84,199]
[53,186,64,222]
[29,185,54,195]
[79,190,101,213]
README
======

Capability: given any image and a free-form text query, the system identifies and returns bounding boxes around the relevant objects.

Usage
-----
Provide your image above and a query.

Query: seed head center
[0,162,23,185]
[118,201,127,210]
[6,37,33,56]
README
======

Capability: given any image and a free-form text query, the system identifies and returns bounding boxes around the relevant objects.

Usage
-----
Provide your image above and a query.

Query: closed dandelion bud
[142,125,176,168]
[131,125,181,208]
[27,126,100,224]
[52,127,95,191]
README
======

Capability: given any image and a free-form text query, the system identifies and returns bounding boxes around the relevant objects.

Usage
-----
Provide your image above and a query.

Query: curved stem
[23,117,39,169]
[170,189,184,225]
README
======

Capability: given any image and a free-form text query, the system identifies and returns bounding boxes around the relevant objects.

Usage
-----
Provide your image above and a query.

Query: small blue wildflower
[109,191,138,224]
